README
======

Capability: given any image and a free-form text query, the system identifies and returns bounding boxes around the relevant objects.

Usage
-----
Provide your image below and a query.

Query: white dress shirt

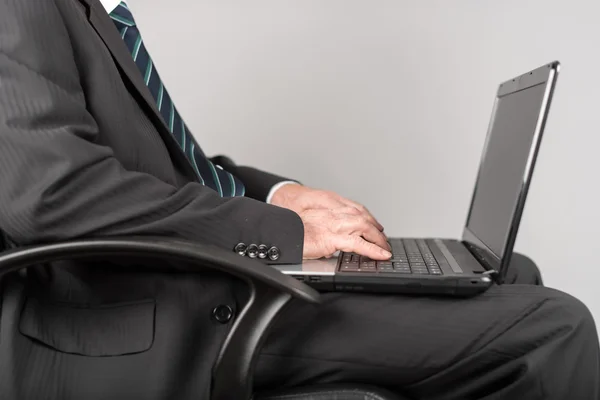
[100,0,121,13]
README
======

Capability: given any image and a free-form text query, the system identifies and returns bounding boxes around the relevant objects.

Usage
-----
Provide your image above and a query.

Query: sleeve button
[247,244,259,259]
[258,244,268,259]
[234,243,247,256]
[267,246,280,261]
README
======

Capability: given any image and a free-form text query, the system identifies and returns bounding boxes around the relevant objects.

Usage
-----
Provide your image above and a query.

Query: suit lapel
[78,0,198,180]
[81,0,162,126]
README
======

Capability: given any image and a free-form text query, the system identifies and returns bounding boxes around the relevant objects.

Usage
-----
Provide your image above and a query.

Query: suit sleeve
[0,0,304,264]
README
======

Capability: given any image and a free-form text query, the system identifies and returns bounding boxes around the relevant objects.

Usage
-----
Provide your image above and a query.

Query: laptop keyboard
[339,239,443,275]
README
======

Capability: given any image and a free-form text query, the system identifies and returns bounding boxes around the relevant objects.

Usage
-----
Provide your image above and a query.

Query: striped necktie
[109,2,245,197]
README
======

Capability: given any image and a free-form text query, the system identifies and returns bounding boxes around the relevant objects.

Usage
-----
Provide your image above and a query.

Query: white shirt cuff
[266,181,299,204]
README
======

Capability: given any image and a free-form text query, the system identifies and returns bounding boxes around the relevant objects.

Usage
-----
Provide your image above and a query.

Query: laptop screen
[464,63,558,267]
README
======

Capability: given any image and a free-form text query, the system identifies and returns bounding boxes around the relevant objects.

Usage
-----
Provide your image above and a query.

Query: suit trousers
[255,254,600,399]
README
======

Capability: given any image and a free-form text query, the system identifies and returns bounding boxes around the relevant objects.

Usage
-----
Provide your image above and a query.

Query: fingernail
[381,250,392,258]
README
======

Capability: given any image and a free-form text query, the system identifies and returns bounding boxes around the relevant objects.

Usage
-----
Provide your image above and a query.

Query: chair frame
[0,236,320,400]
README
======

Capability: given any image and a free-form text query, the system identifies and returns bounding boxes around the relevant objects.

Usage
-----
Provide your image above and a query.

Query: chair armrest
[0,236,319,302]
[256,385,405,400]
[0,236,320,400]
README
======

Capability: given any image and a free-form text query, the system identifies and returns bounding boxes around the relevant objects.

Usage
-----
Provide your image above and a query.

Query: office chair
[0,236,402,400]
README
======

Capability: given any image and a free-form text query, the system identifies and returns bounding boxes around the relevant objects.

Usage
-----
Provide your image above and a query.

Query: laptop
[273,61,560,296]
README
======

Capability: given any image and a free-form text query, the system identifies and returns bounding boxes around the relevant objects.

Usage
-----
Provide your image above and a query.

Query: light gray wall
[131,0,600,325]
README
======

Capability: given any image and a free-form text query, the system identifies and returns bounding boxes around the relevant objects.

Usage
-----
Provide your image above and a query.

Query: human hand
[270,184,391,260]
[270,184,384,230]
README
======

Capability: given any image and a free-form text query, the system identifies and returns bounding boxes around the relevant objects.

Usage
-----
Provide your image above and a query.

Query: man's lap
[255,255,599,399]
[256,285,557,384]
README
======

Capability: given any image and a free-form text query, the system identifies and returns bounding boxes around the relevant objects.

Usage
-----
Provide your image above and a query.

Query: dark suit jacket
[0,0,303,398]
[0,0,304,263]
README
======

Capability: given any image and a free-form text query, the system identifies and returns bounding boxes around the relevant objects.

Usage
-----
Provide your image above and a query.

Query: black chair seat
[256,385,404,400]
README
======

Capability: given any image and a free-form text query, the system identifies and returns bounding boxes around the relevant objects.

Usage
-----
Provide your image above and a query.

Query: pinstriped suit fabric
[0,0,303,264]
[109,2,246,197]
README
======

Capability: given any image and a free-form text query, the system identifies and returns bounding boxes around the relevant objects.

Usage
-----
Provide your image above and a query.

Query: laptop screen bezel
[461,61,560,283]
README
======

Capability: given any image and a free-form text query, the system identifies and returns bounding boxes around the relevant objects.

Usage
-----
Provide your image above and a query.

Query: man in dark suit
[0,0,598,399]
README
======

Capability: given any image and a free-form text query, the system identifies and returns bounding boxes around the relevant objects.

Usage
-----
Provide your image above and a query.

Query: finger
[315,192,384,231]
[339,198,384,231]
[335,235,391,260]
[311,191,347,210]
[334,214,390,252]
[337,207,392,251]
[341,203,383,232]
[359,221,391,251]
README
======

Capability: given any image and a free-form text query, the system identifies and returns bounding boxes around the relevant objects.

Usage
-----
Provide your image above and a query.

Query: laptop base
[277,238,494,297]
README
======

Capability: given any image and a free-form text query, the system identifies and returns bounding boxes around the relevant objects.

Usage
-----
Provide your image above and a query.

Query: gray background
[130,0,600,327]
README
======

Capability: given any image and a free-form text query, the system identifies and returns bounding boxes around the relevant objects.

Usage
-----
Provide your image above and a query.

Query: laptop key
[361,261,376,268]
[393,262,410,268]
[390,239,405,250]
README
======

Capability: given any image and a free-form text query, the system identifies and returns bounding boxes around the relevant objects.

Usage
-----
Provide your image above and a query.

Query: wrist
[270,183,305,208]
